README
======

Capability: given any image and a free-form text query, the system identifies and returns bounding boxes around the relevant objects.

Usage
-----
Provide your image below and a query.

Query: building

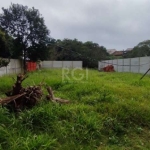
[112,51,124,56]
[126,48,133,52]
[108,48,133,57]
[107,49,116,55]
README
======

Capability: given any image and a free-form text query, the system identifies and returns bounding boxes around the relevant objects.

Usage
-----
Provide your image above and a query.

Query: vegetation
[0,28,13,58]
[0,3,109,69]
[125,40,150,58]
[0,69,150,149]
[0,29,11,68]
[48,38,109,68]
[0,3,50,71]
[0,58,10,68]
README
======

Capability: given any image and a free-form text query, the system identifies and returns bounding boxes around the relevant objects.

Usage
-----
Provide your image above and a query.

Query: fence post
[122,58,124,72]
[129,58,131,72]
[51,61,53,68]
[72,61,73,68]
[149,57,150,74]
[117,59,118,71]
[139,57,140,73]
[6,66,7,75]
[15,60,16,74]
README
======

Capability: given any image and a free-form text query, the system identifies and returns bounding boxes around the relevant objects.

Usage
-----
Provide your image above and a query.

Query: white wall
[99,56,150,74]
[42,61,82,68]
[0,59,22,76]
[0,60,83,76]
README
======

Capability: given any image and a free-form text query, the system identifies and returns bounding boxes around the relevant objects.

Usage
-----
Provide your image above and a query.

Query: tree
[124,40,150,58]
[0,58,10,68]
[0,3,50,72]
[0,29,12,68]
[48,38,109,68]
[82,41,108,68]
[0,28,13,58]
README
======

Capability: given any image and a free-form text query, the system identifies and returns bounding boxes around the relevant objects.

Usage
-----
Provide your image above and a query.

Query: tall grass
[0,69,150,149]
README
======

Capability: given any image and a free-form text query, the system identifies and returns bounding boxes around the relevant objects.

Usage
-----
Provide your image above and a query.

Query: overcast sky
[0,0,150,50]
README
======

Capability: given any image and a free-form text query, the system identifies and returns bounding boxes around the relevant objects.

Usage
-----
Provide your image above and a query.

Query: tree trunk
[23,49,27,74]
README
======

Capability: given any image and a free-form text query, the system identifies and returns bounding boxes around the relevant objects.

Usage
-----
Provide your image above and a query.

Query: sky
[0,0,150,50]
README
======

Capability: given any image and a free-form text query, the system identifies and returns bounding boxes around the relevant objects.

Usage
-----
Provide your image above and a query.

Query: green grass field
[0,69,150,150]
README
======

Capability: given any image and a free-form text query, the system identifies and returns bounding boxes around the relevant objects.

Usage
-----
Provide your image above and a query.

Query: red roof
[112,51,123,56]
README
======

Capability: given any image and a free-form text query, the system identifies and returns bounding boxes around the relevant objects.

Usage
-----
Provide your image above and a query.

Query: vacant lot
[0,69,150,150]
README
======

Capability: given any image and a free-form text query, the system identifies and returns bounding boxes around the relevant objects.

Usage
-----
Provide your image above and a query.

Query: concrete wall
[42,61,82,68]
[98,56,150,74]
[0,59,22,76]
[0,60,83,76]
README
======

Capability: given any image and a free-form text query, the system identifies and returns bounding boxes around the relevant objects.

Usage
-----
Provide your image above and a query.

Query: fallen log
[0,74,70,112]
[1,73,43,111]
[46,87,70,104]
[0,93,26,104]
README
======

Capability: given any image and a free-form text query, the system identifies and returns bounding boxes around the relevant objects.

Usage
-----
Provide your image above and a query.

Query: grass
[0,69,150,149]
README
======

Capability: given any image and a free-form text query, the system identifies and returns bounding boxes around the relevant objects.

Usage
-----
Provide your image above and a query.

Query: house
[108,48,133,57]
[107,49,116,55]
[126,48,133,52]
[112,50,124,56]
[112,49,133,57]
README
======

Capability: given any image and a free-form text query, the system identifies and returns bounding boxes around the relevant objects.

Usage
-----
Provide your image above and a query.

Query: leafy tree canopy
[0,3,50,70]
[0,28,13,58]
[124,40,150,58]
[48,38,109,68]
[137,40,150,47]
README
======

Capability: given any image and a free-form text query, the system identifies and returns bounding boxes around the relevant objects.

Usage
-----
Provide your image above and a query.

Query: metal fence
[98,56,150,74]
[41,61,82,69]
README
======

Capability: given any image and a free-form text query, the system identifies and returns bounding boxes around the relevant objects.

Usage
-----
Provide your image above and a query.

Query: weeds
[0,69,150,149]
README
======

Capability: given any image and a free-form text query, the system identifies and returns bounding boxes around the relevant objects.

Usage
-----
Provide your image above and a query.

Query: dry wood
[0,74,70,112]
[5,74,28,96]
[46,87,70,104]
[1,74,43,110]
[12,74,28,95]
[53,97,70,104]
[47,87,54,99]
[0,93,26,104]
